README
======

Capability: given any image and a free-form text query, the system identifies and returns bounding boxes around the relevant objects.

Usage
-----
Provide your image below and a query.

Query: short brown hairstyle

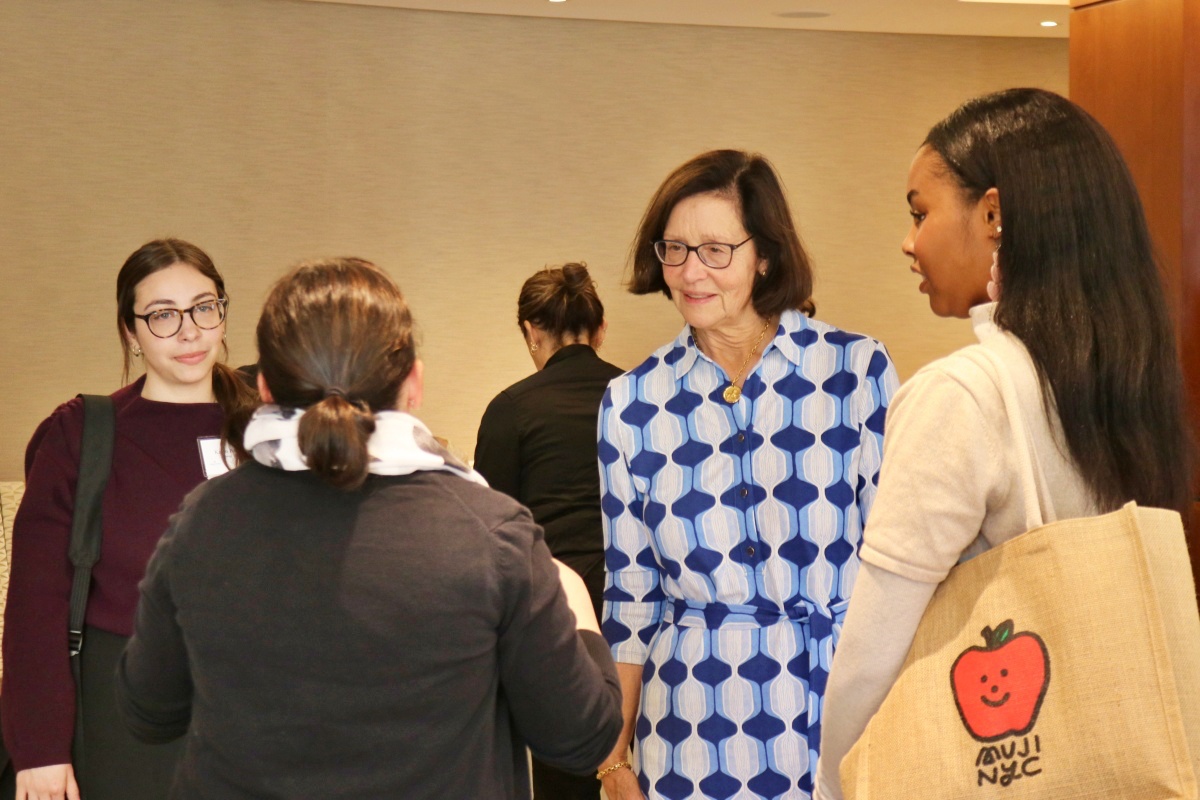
[516,262,605,345]
[628,149,815,317]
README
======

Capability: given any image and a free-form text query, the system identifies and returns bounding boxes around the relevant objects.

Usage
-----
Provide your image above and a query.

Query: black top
[116,464,623,799]
[474,344,624,567]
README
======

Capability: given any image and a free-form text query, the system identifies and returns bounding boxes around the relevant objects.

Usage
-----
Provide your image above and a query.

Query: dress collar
[670,309,808,380]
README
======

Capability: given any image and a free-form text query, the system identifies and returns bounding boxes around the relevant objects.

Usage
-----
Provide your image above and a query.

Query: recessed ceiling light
[549,0,566,3]
[1040,20,1058,27]
[774,11,832,19]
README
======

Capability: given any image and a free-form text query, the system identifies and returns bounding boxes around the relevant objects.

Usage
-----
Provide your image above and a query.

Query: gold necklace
[721,318,773,404]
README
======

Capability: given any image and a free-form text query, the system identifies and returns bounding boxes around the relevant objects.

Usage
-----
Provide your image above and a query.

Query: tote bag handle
[970,343,1054,531]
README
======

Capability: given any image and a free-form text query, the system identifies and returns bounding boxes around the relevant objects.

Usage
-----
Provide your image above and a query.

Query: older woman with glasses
[594,150,898,800]
[1,239,256,800]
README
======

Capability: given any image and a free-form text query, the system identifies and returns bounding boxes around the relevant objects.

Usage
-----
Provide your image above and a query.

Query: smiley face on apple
[950,619,1050,742]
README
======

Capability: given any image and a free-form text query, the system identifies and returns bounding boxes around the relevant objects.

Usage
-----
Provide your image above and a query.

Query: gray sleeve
[114,521,193,743]
[493,513,623,774]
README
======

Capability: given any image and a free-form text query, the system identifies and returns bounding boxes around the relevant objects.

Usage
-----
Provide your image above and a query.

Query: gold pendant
[723,384,742,403]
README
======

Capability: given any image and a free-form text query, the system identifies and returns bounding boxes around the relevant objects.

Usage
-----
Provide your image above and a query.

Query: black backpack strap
[67,394,114,779]
[67,395,114,657]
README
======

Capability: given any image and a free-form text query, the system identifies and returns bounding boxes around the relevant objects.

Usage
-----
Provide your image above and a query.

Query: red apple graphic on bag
[950,619,1049,742]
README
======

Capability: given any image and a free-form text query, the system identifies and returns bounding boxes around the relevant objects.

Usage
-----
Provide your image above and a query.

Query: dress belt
[662,597,849,644]
[661,596,851,756]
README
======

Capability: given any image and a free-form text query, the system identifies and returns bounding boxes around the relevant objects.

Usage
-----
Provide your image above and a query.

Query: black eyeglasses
[653,236,754,269]
[132,298,227,338]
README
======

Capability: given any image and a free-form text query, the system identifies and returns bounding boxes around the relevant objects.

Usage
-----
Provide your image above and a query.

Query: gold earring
[530,343,539,353]
[132,344,142,357]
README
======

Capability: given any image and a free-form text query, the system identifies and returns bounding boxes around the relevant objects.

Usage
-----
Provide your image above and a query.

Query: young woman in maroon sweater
[1,239,256,800]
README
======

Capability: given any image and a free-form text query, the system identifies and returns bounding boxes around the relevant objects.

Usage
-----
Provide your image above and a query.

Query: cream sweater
[815,303,1097,800]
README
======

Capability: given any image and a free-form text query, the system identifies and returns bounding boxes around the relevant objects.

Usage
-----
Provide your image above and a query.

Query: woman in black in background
[475,262,624,800]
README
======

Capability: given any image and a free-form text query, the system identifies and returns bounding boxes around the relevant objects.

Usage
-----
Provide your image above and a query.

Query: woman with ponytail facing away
[116,258,623,799]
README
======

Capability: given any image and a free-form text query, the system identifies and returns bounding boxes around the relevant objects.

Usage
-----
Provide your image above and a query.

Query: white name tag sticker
[197,436,235,479]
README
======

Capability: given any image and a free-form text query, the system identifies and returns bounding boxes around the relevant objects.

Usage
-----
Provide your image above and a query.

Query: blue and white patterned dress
[600,309,898,800]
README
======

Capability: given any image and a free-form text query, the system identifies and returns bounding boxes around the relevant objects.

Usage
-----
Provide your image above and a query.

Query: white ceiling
[299,0,1072,39]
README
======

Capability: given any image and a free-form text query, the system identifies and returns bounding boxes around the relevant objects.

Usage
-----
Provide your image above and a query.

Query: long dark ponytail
[252,258,416,490]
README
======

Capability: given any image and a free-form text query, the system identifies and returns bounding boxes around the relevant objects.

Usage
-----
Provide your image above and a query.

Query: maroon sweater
[1,378,223,771]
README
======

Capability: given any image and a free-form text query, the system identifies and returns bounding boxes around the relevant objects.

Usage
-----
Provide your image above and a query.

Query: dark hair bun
[561,262,591,294]
[516,262,605,343]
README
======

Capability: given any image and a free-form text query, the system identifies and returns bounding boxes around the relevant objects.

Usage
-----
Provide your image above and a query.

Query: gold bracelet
[596,760,631,780]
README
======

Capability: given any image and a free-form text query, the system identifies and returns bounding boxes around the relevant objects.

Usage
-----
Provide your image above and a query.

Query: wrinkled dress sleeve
[852,344,897,536]
[597,383,664,666]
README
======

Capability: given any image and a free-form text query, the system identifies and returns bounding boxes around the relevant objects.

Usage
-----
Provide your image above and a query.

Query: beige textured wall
[0,0,1067,480]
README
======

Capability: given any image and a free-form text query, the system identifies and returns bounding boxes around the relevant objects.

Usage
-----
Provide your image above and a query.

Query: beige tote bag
[841,347,1200,800]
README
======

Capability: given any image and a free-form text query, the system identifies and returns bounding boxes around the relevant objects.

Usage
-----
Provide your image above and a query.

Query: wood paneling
[1070,0,1183,316]
[1070,0,1200,590]
[1184,0,1200,517]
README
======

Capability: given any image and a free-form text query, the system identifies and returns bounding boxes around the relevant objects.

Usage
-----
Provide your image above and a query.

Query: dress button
[740,487,749,498]
[737,433,746,443]
[745,545,756,557]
